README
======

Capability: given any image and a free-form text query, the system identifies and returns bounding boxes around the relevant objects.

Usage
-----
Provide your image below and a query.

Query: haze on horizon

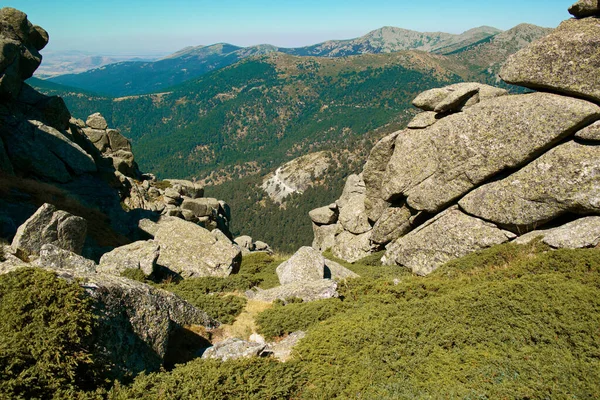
[3,0,572,56]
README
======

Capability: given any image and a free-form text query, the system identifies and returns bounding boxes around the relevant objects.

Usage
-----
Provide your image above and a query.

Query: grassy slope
[108,242,600,399]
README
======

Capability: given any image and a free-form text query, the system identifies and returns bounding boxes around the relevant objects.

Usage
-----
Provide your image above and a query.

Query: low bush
[0,268,100,399]
[120,268,147,283]
[256,298,347,339]
[109,357,306,399]
[237,252,285,289]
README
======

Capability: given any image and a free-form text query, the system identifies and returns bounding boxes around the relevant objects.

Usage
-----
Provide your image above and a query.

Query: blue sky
[3,0,573,55]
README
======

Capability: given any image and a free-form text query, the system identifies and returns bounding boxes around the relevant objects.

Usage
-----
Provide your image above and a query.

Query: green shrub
[153,180,172,190]
[0,268,99,399]
[109,357,306,400]
[120,268,147,283]
[160,280,247,324]
[237,252,284,289]
[256,298,347,339]
[323,249,410,280]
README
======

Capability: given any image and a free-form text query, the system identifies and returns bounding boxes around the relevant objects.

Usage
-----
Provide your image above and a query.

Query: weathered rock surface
[202,338,266,361]
[382,93,600,213]
[11,203,87,256]
[332,230,373,263]
[575,121,600,141]
[309,206,338,225]
[371,205,413,245]
[164,179,204,199]
[383,207,514,275]
[153,217,241,278]
[276,246,325,285]
[312,223,338,252]
[33,244,96,273]
[515,217,600,249]
[412,83,507,112]
[337,174,371,234]
[459,141,600,231]
[407,111,438,129]
[98,240,159,276]
[501,18,600,103]
[247,279,338,303]
[362,131,401,222]
[86,112,108,130]
[181,197,220,217]
[263,331,306,361]
[234,235,254,254]
[324,258,360,281]
[568,0,600,17]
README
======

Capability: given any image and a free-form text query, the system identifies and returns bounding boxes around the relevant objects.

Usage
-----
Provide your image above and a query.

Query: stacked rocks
[311,2,600,275]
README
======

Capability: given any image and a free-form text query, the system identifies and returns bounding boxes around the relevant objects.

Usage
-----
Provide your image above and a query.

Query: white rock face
[261,151,331,204]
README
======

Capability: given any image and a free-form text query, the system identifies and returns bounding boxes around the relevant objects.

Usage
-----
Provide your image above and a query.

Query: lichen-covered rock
[164,179,204,199]
[107,129,131,151]
[362,130,401,222]
[383,207,514,275]
[312,223,338,252]
[500,18,600,103]
[202,338,265,361]
[153,217,241,278]
[370,205,413,245]
[309,206,338,225]
[11,203,87,256]
[234,235,254,255]
[276,246,325,285]
[181,197,220,218]
[247,279,338,303]
[381,93,600,213]
[407,111,438,129]
[324,258,359,281]
[98,240,159,276]
[33,244,96,273]
[332,230,373,263]
[86,112,108,130]
[412,83,507,112]
[459,141,600,232]
[568,0,600,17]
[515,217,600,249]
[337,174,371,234]
[575,121,600,142]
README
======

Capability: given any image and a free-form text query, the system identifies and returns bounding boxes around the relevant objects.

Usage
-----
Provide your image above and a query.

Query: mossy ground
[3,242,600,399]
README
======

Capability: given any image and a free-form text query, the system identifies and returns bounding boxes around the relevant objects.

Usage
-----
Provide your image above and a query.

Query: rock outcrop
[310,2,600,274]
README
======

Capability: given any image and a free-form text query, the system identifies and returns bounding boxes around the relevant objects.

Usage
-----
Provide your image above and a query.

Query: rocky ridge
[311,9,600,274]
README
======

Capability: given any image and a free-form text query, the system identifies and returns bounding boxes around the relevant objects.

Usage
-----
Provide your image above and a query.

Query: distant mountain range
[46,24,550,97]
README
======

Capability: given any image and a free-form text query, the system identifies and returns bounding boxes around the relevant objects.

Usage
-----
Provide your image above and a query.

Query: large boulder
[276,246,325,285]
[412,82,507,112]
[500,17,600,103]
[312,223,338,252]
[98,240,160,276]
[575,121,600,141]
[459,141,600,232]
[86,112,108,130]
[181,197,220,218]
[323,258,359,281]
[32,244,96,274]
[568,0,600,17]
[309,205,338,225]
[381,93,600,213]
[370,205,413,245]
[383,207,514,275]
[153,218,241,278]
[164,179,204,199]
[515,217,600,249]
[362,130,401,222]
[332,230,373,263]
[247,279,338,303]
[11,203,87,256]
[337,174,371,234]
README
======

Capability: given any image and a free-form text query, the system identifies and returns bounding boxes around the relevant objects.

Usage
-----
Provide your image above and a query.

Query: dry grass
[0,173,129,248]
[210,299,273,342]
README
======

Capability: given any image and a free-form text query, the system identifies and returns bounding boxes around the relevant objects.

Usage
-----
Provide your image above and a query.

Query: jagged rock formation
[311,4,600,274]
